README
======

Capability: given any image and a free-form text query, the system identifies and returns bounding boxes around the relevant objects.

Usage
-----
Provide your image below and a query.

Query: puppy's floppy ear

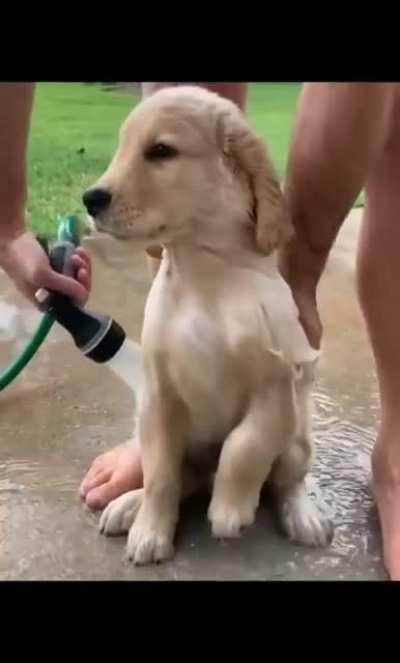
[216,102,293,255]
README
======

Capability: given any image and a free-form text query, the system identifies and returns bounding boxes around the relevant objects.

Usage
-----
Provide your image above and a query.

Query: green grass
[27,83,362,238]
[28,83,140,237]
[248,83,301,175]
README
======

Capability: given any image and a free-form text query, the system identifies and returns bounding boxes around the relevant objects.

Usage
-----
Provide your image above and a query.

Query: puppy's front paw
[125,513,174,565]
[278,484,334,547]
[99,489,143,536]
[208,498,256,539]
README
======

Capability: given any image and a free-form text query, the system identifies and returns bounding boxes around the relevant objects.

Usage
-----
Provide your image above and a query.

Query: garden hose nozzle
[37,217,126,364]
[42,294,126,363]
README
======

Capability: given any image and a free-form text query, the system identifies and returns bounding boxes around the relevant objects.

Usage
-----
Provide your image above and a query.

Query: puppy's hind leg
[272,363,334,547]
[100,462,205,537]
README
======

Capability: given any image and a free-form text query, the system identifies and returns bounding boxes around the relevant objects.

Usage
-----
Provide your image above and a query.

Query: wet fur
[90,86,333,564]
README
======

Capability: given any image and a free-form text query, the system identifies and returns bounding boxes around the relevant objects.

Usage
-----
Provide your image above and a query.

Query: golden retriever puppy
[83,86,333,565]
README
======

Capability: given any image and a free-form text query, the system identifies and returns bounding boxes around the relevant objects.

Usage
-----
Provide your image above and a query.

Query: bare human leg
[282,82,397,577]
[357,100,400,578]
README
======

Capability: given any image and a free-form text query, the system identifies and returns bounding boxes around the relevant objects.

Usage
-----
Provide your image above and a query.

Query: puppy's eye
[144,142,178,161]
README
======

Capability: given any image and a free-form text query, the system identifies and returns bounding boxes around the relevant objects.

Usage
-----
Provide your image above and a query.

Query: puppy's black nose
[83,188,112,217]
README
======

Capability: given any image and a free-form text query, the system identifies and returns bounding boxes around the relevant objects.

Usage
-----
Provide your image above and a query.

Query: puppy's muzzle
[83,188,112,217]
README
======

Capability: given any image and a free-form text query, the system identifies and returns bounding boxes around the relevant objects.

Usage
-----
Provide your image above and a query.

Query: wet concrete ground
[0,209,386,580]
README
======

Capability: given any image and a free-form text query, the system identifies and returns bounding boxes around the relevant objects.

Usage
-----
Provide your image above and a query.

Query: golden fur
[88,86,333,564]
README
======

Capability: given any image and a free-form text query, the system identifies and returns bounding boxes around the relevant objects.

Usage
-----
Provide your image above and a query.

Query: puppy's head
[83,86,292,254]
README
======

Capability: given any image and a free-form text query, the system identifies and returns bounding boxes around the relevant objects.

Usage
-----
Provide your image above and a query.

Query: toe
[85,479,127,510]
[80,468,112,499]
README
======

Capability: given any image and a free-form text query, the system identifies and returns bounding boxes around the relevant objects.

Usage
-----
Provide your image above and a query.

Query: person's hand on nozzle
[0,227,92,306]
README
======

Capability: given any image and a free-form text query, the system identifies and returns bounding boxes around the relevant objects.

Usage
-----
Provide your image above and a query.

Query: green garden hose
[0,215,81,392]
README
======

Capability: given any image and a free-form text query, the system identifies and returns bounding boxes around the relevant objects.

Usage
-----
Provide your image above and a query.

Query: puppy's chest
[169,307,228,391]
[166,298,269,399]
[165,306,246,445]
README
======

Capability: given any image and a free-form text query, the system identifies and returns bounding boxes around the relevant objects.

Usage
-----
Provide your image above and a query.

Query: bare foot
[79,441,143,510]
[372,436,400,580]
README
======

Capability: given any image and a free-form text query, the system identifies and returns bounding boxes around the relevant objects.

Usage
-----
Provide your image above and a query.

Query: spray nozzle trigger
[35,238,126,364]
